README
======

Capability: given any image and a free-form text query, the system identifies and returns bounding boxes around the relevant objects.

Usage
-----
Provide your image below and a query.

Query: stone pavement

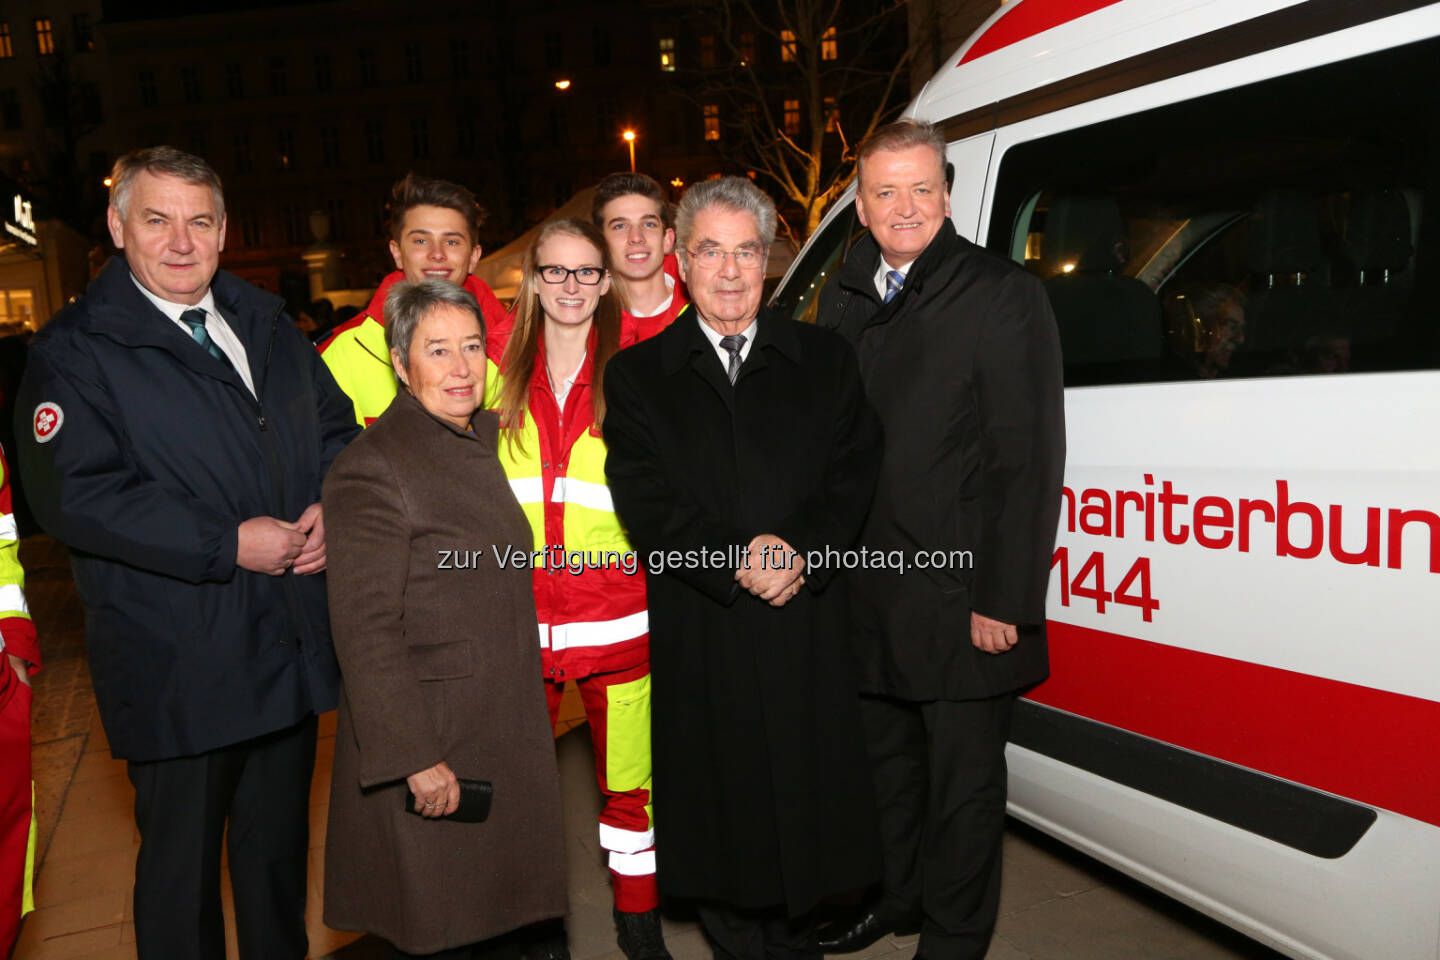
[16,534,1283,960]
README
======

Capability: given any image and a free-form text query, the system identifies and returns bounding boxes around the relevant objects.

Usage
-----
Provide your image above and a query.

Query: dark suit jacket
[820,224,1066,701]
[603,305,882,915]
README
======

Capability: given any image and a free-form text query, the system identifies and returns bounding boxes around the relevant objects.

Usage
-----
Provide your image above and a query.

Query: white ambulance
[772,2,1440,957]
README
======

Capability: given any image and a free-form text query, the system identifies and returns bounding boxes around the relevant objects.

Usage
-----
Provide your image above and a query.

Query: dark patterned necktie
[180,308,233,371]
[883,269,905,303]
[720,334,747,384]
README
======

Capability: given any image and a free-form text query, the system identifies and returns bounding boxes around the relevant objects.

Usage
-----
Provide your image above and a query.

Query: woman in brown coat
[323,279,567,959]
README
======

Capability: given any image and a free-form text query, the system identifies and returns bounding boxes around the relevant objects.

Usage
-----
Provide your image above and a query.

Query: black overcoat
[603,306,882,916]
[819,225,1066,701]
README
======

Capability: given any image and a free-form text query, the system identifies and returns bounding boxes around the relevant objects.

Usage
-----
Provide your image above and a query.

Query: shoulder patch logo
[33,402,63,444]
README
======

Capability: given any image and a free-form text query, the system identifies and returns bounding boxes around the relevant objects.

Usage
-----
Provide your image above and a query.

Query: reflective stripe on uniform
[538,623,550,649]
[0,514,15,541]
[608,849,657,877]
[549,610,648,651]
[509,476,545,505]
[598,822,654,854]
[551,475,614,512]
[0,584,27,616]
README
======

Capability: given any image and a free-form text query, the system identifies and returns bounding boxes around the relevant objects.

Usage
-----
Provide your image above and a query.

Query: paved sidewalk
[16,535,1282,960]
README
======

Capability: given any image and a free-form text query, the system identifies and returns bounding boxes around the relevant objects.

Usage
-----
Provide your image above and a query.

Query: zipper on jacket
[251,307,308,648]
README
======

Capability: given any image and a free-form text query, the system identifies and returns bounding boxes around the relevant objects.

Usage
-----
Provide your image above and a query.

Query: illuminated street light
[103,177,113,187]
[622,129,637,173]
[670,177,684,189]
[555,79,571,90]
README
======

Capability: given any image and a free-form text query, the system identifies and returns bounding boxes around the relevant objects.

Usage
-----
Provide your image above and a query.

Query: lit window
[822,27,837,60]
[780,29,796,63]
[659,37,676,72]
[824,96,839,133]
[700,35,715,70]
[704,103,720,141]
[0,24,12,59]
[32,17,54,55]
[783,99,800,136]
[739,32,754,64]
[33,18,53,56]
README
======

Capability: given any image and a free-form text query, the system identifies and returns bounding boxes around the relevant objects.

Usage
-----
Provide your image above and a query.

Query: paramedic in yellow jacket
[0,445,38,956]
[319,173,507,426]
[488,219,669,960]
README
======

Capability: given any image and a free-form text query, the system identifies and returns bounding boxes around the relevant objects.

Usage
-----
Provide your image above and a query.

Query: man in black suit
[816,120,1066,960]
[603,176,883,960]
[15,146,357,959]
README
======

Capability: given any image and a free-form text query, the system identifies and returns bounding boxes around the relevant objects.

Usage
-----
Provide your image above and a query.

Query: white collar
[131,274,218,325]
[628,273,677,319]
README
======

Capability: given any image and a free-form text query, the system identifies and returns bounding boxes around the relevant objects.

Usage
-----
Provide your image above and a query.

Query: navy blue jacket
[15,257,359,760]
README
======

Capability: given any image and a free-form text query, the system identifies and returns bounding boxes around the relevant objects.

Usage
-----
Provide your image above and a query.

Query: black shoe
[614,907,672,960]
[815,907,920,954]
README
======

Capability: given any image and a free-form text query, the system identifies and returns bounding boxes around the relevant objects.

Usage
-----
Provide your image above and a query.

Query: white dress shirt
[696,314,756,375]
[132,277,257,397]
[873,257,914,302]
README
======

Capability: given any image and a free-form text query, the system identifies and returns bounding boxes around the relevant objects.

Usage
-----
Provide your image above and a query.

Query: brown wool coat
[322,392,566,955]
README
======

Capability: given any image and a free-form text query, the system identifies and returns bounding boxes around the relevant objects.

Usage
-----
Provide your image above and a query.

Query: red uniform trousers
[0,657,33,956]
[545,661,657,913]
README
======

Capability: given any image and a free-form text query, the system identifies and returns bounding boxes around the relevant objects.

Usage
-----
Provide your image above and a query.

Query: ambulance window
[986,36,1440,385]
[771,204,864,324]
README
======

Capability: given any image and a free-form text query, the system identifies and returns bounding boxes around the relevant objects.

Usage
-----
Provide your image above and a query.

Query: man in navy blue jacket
[15,146,359,960]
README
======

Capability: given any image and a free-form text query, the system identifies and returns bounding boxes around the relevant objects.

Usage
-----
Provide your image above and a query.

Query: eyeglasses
[537,265,606,285]
[686,246,764,269]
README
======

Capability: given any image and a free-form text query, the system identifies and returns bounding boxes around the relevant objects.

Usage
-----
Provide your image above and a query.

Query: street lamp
[622,129,636,173]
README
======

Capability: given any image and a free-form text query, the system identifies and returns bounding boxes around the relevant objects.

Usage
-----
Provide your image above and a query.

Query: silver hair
[385,279,486,371]
[674,177,777,265]
[109,146,226,220]
[856,119,947,184]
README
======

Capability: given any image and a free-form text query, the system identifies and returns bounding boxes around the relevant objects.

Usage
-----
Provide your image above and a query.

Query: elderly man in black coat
[603,176,883,960]
[815,120,1066,960]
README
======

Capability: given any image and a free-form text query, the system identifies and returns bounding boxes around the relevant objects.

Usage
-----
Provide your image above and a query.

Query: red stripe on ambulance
[959,0,1125,64]
[1027,621,1440,829]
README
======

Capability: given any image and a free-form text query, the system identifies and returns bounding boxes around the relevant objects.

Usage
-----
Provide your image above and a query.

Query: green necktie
[180,307,234,372]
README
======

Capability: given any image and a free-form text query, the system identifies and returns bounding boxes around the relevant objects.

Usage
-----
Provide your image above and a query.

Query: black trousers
[696,903,820,960]
[859,693,1015,960]
[126,714,319,960]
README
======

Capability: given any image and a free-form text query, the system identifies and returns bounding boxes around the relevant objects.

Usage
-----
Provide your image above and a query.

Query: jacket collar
[838,220,962,303]
[659,302,801,375]
[390,386,497,448]
[362,270,496,326]
[80,258,283,389]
